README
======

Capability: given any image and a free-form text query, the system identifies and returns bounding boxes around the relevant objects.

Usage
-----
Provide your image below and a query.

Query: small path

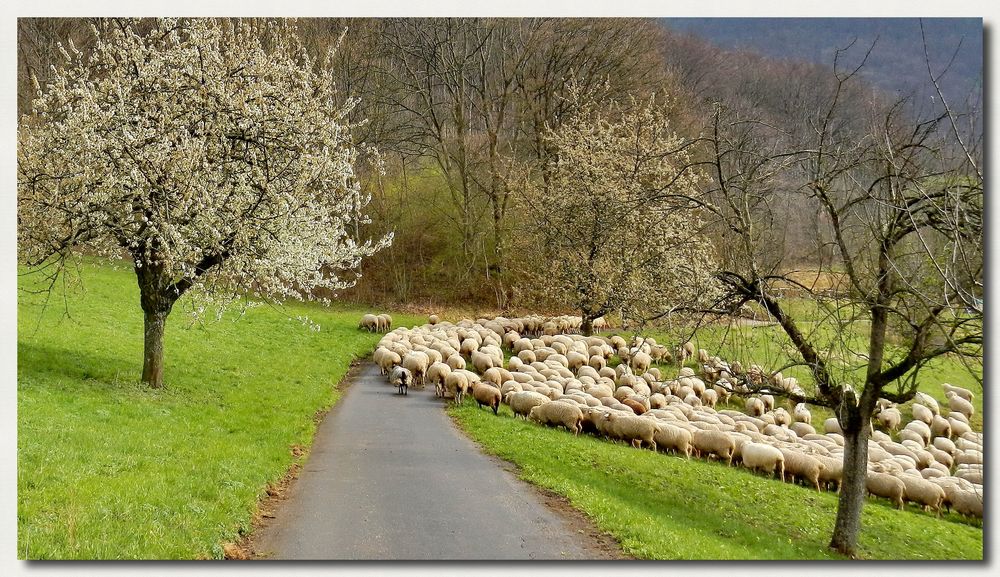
[252,362,618,560]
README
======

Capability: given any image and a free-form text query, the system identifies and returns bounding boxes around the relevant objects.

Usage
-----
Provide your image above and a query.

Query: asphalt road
[253,361,608,560]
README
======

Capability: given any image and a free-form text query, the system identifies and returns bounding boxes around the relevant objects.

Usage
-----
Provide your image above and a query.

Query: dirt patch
[230,359,368,560]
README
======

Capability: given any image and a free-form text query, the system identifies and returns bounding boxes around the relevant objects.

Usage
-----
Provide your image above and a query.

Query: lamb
[945,391,974,419]
[604,413,657,450]
[691,429,735,465]
[741,442,785,481]
[898,474,946,517]
[506,390,550,420]
[653,422,693,458]
[528,401,584,435]
[793,403,812,424]
[472,382,502,415]
[866,471,905,509]
[390,365,412,396]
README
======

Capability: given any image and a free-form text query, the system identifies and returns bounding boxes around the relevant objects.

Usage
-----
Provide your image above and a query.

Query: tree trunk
[829,420,870,557]
[141,309,168,388]
[581,315,594,337]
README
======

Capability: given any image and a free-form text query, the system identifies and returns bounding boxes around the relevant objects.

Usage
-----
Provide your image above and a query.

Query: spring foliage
[519,88,719,326]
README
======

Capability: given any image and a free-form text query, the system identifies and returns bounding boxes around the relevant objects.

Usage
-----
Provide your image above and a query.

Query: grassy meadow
[449,401,983,560]
[17,258,422,559]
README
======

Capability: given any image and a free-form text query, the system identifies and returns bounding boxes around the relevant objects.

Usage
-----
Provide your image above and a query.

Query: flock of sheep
[363,313,984,521]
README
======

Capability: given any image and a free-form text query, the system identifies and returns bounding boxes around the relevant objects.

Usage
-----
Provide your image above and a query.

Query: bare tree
[696,44,982,556]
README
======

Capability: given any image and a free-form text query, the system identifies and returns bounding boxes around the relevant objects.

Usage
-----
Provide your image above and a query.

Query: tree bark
[581,315,594,337]
[829,419,870,557]
[141,308,168,388]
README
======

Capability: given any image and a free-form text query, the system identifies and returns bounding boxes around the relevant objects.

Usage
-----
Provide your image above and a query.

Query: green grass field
[17,258,422,559]
[449,402,984,560]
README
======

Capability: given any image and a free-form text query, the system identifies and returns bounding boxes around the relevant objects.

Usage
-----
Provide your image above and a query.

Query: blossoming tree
[18,18,390,387]
[518,88,719,336]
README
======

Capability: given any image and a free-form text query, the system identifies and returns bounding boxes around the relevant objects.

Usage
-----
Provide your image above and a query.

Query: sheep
[771,408,791,427]
[911,403,933,425]
[898,474,946,517]
[745,397,765,417]
[446,353,467,371]
[428,314,440,325]
[402,351,429,387]
[866,471,905,509]
[376,313,392,332]
[914,392,940,415]
[390,365,412,396]
[359,313,378,332]
[793,403,812,424]
[945,391,974,419]
[691,429,735,465]
[903,420,931,446]
[604,413,657,450]
[445,371,470,404]
[929,415,952,439]
[506,390,550,420]
[875,407,902,431]
[626,350,650,373]
[932,436,957,455]
[948,417,972,439]
[622,398,648,415]
[375,347,402,376]
[700,388,719,408]
[823,417,843,435]
[814,455,843,492]
[946,486,984,519]
[528,401,584,435]
[760,395,775,412]
[942,383,974,403]
[427,361,452,397]
[742,442,785,481]
[652,422,692,458]
[471,382,502,415]
[790,422,816,438]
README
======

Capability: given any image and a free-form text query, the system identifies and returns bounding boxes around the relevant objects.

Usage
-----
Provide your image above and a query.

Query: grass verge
[17,258,422,559]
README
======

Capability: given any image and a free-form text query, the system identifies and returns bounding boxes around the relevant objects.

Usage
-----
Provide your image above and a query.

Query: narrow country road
[252,362,615,560]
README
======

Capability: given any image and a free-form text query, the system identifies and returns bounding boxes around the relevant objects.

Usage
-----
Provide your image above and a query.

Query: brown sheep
[472,382,502,415]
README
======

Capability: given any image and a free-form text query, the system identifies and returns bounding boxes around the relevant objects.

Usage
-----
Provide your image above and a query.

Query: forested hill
[660,18,982,107]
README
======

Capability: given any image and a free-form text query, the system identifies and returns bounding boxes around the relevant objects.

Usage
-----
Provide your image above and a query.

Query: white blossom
[18,18,391,318]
